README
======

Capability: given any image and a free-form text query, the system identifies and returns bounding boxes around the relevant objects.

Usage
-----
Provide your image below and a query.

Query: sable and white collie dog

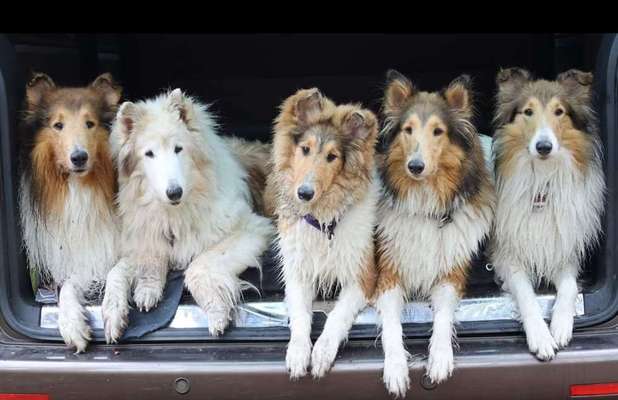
[491,68,605,360]
[374,70,495,397]
[266,88,379,379]
[101,89,274,342]
[18,72,122,352]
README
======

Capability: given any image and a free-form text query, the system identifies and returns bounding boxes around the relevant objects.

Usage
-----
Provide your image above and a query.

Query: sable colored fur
[266,88,379,380]
[491,68,605,361]
[373,70,495,397]
[18,72,122,352]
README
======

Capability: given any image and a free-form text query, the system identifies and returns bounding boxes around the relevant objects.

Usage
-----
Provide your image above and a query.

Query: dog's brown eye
[145,150,154,158]
[85,121,95,129]
[404,127,412,135]
[53,122,63,130]
[301,146,310,155]
[326,153,337,162]
[555,108,564,117]
[434,128,444,136]
[524,108,534,117]
[175,145,183,154]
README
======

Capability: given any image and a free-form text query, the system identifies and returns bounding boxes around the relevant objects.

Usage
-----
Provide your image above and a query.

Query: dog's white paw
[101,297,128,344]
[133,283,163,312]
[383,353,410,398]
[207,305,232,337]
[58,313,91,353]
[310,334,339,379]
[426,344,454,384]
[286,339,312,380]
[525,318,558,361]
[550,312,574,349]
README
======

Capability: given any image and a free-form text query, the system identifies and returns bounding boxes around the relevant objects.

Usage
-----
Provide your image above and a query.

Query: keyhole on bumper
[420,374,438,390]
[174,377,191,395]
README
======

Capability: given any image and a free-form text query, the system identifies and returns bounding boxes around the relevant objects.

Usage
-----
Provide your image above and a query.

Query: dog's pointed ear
[444,74,473,117]
[496,67,531,95]
[384,69,415,116]
[557,69,593,104]
[293,88,324,124]
[494,67,531,127]
[168,88,192,124]
[91,73,122,108]
[117,101,139,139]
[342,109,378,142]
[26,72,55,109]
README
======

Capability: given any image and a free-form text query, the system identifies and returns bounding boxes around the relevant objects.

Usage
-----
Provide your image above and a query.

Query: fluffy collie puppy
[266,88,379,379]
[18,72,122,352]
[491,68,605,360]
[101,89,274,342]
[374,70,495,396]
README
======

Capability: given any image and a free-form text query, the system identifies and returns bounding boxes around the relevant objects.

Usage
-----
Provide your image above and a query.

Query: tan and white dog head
[25,72,121,177]
[272,88,378,217]
[494,67,597,173]
[112,89,214,206]
[380,69,484,205]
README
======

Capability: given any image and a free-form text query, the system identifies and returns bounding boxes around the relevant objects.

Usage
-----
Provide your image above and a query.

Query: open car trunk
[0,33,615,344]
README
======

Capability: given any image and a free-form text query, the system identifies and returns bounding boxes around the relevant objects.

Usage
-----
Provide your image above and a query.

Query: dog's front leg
[185,213,273,336]
[376,285,409,398]
[133,255,168,312]
[284,274,314,380]
[311,282,368,378]
[57,276,91,353]
[427,281,460,384]
[102,258,135,343]
[550,265,579,348]
[508,268,558,360]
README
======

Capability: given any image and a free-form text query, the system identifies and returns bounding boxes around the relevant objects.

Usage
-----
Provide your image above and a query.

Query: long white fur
[101,89,273,342]
[492,130,605,360]
[280,170,380,379]
[20,175,118,352]
[376,286,409,398]
[378,187,493,297]
[375,178,493,396]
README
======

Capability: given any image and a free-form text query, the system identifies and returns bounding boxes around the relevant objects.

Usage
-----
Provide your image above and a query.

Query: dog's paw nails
[427,345,454,384]
[207,307,231,337]
[59,320,91,354]
[133,285,162,312]
[103,314,126,345]
[310,335,339,379]
[383,354,410,398]
[102,296,129,344]
[550,314,574,349]
[286,340,312,380]
[526,320,558,361]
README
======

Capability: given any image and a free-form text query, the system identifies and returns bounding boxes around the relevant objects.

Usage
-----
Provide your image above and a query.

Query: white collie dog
[101,89,274,342]
[266,89,380,379]
[18,72,122,352]
[373,70,495,397]
[491,68,605,360]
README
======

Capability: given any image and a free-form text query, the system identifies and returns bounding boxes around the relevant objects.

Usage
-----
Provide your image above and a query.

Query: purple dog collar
[303,214,337,240]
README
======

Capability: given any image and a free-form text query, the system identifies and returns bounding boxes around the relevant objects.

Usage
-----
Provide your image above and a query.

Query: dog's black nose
[166,185,183,202]
[536,140,553,156]
[407,159,425,175]
[297,185,315,201]
[70,150,88,168]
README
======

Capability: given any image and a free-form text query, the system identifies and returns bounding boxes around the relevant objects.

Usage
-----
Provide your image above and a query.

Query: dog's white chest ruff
[378,200,491,297]
[20,177,118,288]
[279,179,379,293]
[492,157,605,282]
